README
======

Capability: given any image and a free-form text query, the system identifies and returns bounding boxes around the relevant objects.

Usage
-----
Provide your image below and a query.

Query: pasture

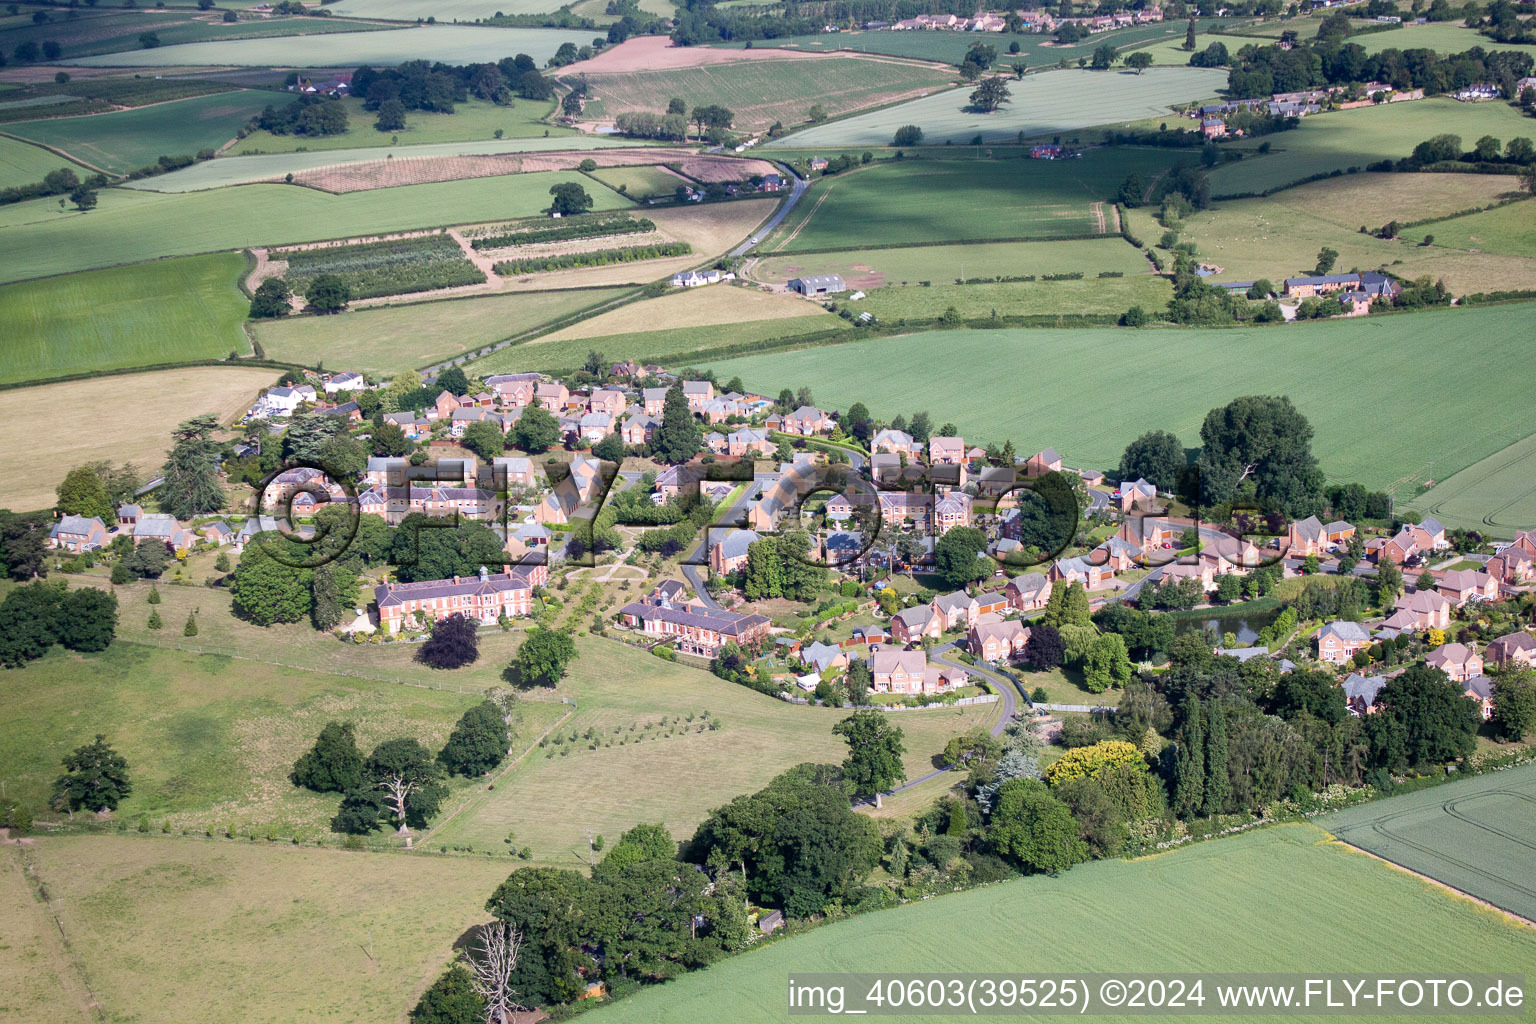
[0,366,278,512]
[700,304,1536,496]
[14,836,516,1024]
[251,285,635,373]
[588,162,688,199]
[130,133,637,192]
[751,239,1152,291]
[0,135,88,189]
[1175,175,1536,295]
[0,253,250,386]
[1407,432,1536,535]
[572,57,955,134]
[1400,203,1536,261]
[534,282,834,342]
[712,19,1221,67]
[232,96,573,156]
[472,312,852,374]
[764,150,1175,251]
[64,24,602,67]
[1350,21,1536,59]
[1207,99,1536,197]
[0,9,386,61]
[3,90,275,175]
[427,636,996,861]
[0,171,631,284]
[596,824,1536,1024]
[764,66,1227,147]
[0,640,496,836]
[327,0,565,18]
[856,274,1173,320]
[1318,764,1536,922]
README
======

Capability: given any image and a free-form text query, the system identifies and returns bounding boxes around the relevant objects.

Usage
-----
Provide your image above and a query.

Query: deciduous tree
[833,710,906,807]
[419,613,480,670]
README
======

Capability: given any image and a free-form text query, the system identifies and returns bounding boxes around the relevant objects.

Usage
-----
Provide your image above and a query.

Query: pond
[1173,606,1281,645]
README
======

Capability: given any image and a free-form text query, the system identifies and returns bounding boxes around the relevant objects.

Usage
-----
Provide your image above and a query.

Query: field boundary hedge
[0,357,297,395]
[493,241,691,276]
[468,214,655,251]
[774,230,1120,257]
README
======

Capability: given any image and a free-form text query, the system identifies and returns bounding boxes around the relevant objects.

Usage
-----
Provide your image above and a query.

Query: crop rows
[280,234,485,299]
[469,214,654,251]
[493,241,691,276]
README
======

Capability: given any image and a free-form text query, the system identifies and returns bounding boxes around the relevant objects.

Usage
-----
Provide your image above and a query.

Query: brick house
[49,515,108,553]
[617,595,770,657]
[890,604,940,644]
[1387,589,1452,631]
[1342,672,1386,715]
[1027,448,1062,475]
[1317,620,1371,664]
[1426,642,1483,683]
[374,563,547,634]
[1463,676,1495,720]
[928,436,964,465]
[1050,555,1112,589]
[1005,572,1053,611]
[1486,631,1536,668]
[969,615,1029,662]
[781,406,830,436]
[872,429,918,455]
[870,648,928,693]
[1436,569,1498,607]
[1118,478,1158,512]
[710,529,760,575]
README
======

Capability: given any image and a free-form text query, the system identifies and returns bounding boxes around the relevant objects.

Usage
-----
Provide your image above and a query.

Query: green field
[0,171,631,284]
[427,636,995,861]
[572,57,954,134]
[857,274,1172,320]
[65,24,601,67]
[1318,764,1536,922]
[0,640,498,836]
[1350,21,1536,59]
[1207,99,1536,197]
[752,239,1152,289]
[766,151,1174,251]
[472,311,853,374]
[701,304,1536,499]
[3,90,276,175]
[252,285,634,373]
[0,135,88,190]
[1401,203,1536,260]
[327,0,563,17]
[1170,173,1536,295]
[1407,432,1536,533]
[0,253,250,385]
[713,19,1224,67]
[13,836,516,1024]
[129,133,640,192]
[0,9,389,60]
[588,162,688,199]
[765,66,1227,147]
[233,95,573,156]
[597,824,1536,1024]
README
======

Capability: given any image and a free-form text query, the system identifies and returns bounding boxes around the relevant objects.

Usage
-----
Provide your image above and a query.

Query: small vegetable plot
[277,233,484,300]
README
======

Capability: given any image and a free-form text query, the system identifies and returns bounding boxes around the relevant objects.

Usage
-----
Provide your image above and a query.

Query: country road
[729,165,809,258]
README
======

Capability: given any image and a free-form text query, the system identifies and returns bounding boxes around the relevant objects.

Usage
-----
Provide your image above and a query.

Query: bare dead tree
[463,921,523,1024]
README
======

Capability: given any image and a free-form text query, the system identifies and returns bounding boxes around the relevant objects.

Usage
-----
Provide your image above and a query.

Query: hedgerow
[493,242,691,276]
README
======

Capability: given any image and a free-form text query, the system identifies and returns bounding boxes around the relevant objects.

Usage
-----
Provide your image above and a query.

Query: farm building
[789,274,847,296]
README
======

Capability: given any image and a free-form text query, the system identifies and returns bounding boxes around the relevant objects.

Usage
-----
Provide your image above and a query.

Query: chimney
[452,576,460,584]
[479,565,489,581]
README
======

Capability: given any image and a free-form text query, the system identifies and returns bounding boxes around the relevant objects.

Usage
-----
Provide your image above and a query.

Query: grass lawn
[0,135,89,190]
[132,133,636,192]
[1014,663,1115,705]
[1406,430,1536,535]
[595,823,1536,1024]
[64,24,601,67]
[233,96,572,156]
[752,239,1154,292]
[0,366,278,512]
[532,282,834,343]
[1175,174,1536,295]
[765,66,1227,148]
[570,57,954,135]
[14,836,516,1024]
[0,171,631,284]
[3,90,276,175]
[699,303,1536,498]
[252,286,634,374]
[1316,763,1536,921]
[765,150,1174,251]
[426,635,997,862]
[0,10,390,61]
[1207,99,1536,197]
[588,163,689,200]
[0,253,250,386]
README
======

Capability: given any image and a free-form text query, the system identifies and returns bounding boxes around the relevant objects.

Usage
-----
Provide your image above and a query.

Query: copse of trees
[0,581,118,668]
[256,95,349,137]
[1225,37,1533,103]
